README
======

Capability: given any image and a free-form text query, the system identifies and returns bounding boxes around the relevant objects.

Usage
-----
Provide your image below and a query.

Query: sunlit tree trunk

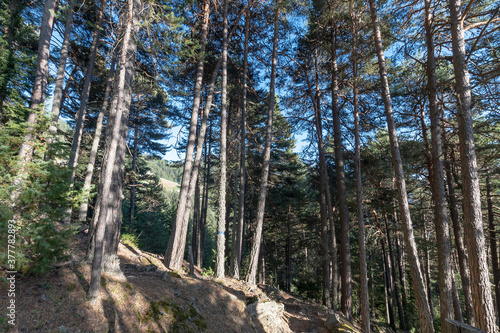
[164,0,210,270]
[78,52,118,224]
[424,0,455,329]
[88,0,138,301]
[448,0,496,328]
[368,0,434,330]
[231,3,251,279]
[245,0,279,285]
[215,0,229,279]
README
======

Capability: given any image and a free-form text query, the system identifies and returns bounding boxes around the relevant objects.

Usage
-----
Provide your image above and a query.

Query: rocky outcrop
[246,300,291,333]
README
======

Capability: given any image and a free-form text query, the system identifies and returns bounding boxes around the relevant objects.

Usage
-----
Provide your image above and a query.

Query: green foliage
[0,107,75,274]
[121,233,140,248]
[147,158,183,183]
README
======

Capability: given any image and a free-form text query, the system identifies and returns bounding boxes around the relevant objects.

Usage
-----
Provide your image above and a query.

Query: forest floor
[0,236,394,333]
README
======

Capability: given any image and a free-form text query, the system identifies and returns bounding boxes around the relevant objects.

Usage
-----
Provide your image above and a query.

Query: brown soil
[0,237,355,333]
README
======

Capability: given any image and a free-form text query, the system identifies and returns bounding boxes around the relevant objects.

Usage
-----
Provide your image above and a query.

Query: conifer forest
[1,0,500,331]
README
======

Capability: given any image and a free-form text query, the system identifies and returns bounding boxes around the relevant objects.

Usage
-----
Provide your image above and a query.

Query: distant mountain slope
[147,158,183,184]
[160,177,180,192]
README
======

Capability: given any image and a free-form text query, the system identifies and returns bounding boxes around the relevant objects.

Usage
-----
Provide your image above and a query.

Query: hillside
[159,178,180,192]
[0,236,384,333]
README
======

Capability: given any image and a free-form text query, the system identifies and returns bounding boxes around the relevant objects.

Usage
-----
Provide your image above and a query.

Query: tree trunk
[79,53,118,225]
[423,218,435,320]
[215,0,229,279]
[452,272,464,321]
[331,32,352,320]
[192,177,201,264]
[368,0,434,330]
[444,136,475,323]
[351,6,370,329]
[424,1,455,329]
[64,0,105,223]
[88,0,138,301]
[285,206,292,293]
[10,0,56,205]
[232,3,251,280]
[487,174,500,323]
[164,0,210,270]
[385,214,406,329]
[319,170,331,307]
[129,122,139,230]
[198,125,211,268]
[304,47,332,308]
[245,0,279,285]
[448,0,496,329]
[48,0,75,136]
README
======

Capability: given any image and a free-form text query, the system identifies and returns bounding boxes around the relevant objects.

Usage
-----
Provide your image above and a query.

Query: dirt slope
[0,237,364,332]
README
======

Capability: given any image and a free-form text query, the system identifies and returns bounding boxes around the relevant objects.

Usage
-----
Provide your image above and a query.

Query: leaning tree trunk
[448,0,496,328]
[10,0,56,205]
[64,0,106,223]
[215,0,229,279]
[245,0,279,285]
[78,52,118,224]
[48,0,75,136]
[424,0,455,329]
[331,32,352,320]
[368,0,434,330]
[164,0,210,270]
[87,0,138,301]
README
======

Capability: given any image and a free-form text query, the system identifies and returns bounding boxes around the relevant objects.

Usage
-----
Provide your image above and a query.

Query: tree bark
[232,2,251,280]
[215,0,229,279]
[423,217,435,320]
[385,214,406,329]
[304,47,332,308]
[444,137,475,323]
[368,0,434,330]
[331,32,352,320]
[487,174,500,323]
[424,0,455,329]
[78,52,117,224]
[448,0,496,329]
[87,0,138,301]
[164,0,210,270]
[245,0,279,285]
[198,127,211,267]
[351,5,370,329]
